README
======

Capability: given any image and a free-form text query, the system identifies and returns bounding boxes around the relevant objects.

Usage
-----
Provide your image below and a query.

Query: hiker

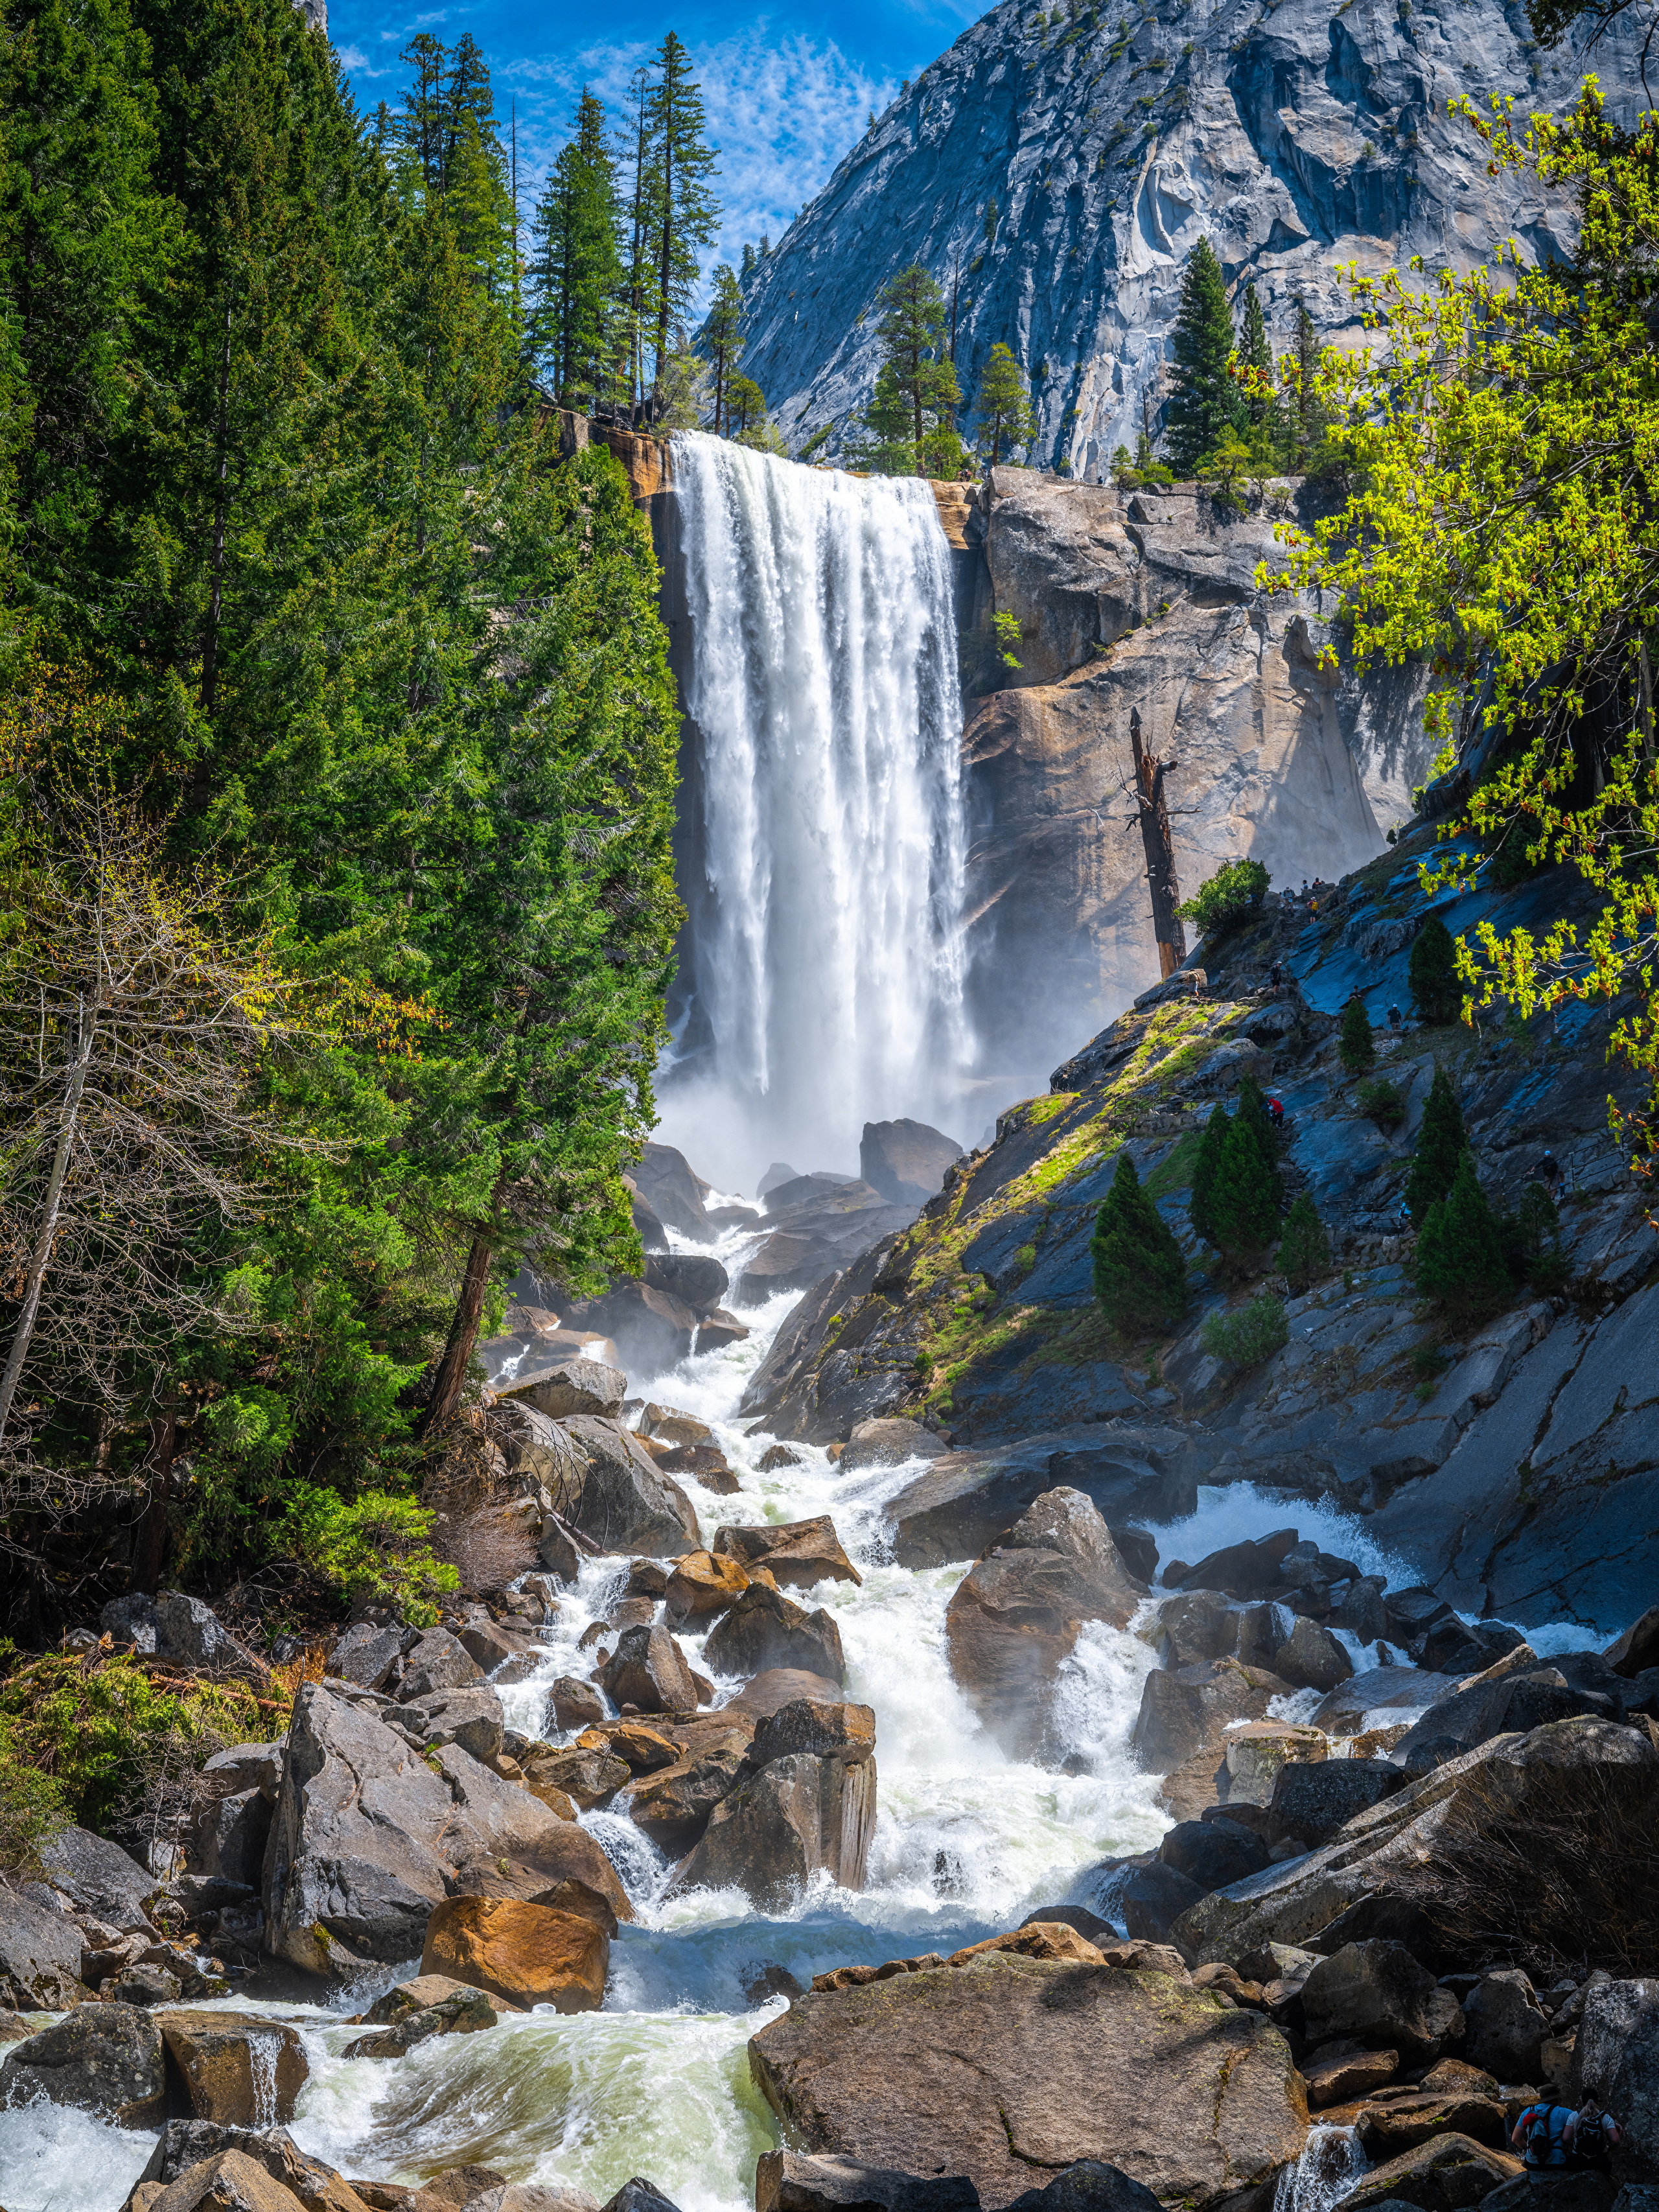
[1266,1095,1284,1128]
[1511,2100,1623,2176]
[1387,1003,1402,1032]
[1269,960,1284,990]
[1538,1148,1562,1193]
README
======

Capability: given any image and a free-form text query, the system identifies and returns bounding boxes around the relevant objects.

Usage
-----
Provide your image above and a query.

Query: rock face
[945,1488,1144,1756]
[0,1878,91,2006]
[1,2001,167,2125]
[859,1120,964,1206]
[673,1748,877,1908]
[748,1951,1306,2209]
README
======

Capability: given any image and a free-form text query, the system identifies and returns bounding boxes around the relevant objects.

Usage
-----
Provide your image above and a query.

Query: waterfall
[1274,2126,1367,2212]
[661,431,969,1187]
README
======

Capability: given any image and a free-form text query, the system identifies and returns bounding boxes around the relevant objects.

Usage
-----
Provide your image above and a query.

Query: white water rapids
[660,434,970,1189]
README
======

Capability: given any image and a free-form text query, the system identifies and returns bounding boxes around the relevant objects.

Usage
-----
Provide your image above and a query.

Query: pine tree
[1414,1152,1513,1316]
[1092,1154,1187,1335]
[1190,1100,1231,1247]
[857,264,961,476]
[972,342,1038,466]
[644,32,720,391]
[1410,913,1463,1023]
[1288,299,1329,468]
[701,263,744,434]
[741,241,756,279]
[1277,1193,1330,1292]
[727,373,767,437]
[1165,237,1246,476]
[528,89,624,409]
[1236,282,1282,463]
[1405,1065,1468,1218]
[1209,1075,1282,1270]
[1339,993,1376,1075]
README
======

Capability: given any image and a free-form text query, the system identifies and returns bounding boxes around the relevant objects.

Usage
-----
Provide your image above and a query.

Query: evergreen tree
[972,342,1038,466]
[1209,1075,1282,1270]
[1092,1154,1187,1335]
[528,89,623,408]
[727,373,767,437]
[740,240,756,279]
[857,264,961,476]
[1405,1065,1468,1217]
[620,65,656,407]
[1414,1152,1513,1316]
[1166,237,1245,475]
[1278,1193,1330,1292]
[1339,993,1376,1075]
[1190,1100,1230,1248]
[1236,282,1282,463]
[644,32,720,391]
[1410,913,1463,1023]
[701,262,745,434]
[1288,299,1329,468]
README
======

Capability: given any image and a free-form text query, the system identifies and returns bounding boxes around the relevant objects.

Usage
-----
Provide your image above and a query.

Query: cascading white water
[661,432,970,1187]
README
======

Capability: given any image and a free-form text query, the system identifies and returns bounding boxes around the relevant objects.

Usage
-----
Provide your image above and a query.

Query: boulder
[0,2000,167,2125]
[1605,1609,1659,1679]
[1271,1759,1404,1846]
[664,1550,751,1623]
[748,1950,1306,2209]
[102,1591,159,1651]
[946,1489,1144,1758]
[1575,1977,1659,2164]
[1461,1970,1548,2084]
[1003,2166,1167,2212]
[859,1119,964,1205]
[1389,1668,1618,1774]
[638,1404,714,1446]
[1303,2045,1400,2107]
[498,1355,628,1421]
[629,1141,715,1238]
[330,1624,408,1692]
[549,1676,607,1731]
[751,1698,876,1770]
[1224,1723,1328,1808]
[1119,1861,1207,1944]
[1173,1531,1298,1601]
[38,1822,157,1924]
[563,1416,701,1554]
[1148,1590,1243,1669]
[729,1667,849,1717]
[1159,1819,1270,1892]
[671,1751,877,1907]
[457,1616,542,1673]
[421,1894,609,2012]
[704,1583,846,1684]
[155,2010,307,2126]
[157,1592,259,1673]
[1130,1659,1294,1819]
[712,1515,863,1589]
[1340,2134,1521,2212]
[397,1686,505,1763]
[601,2185,683,2212]
[696,1309,751,1353]
[187,1787,273,1890]
[522,1745,629,1810]
[839,1419,949,1474]
[343,1984,501,2058]
[0,1878,92,2005]
[132,2121,373,2212]
[1300,1942,1466,2060]
[362,1971,523,2026]
[560,1281,699,1375]
[1273,1618,1354,1694]
[755,2149,979,2212]
[1354,2089,1510,2157]
[600,1624,701,1714]
[397,1629,485,1699]
[144,2148,312,2212]
[621,1743,750,1854]
[644,1253,730,1313]
[734,1232,843,1305]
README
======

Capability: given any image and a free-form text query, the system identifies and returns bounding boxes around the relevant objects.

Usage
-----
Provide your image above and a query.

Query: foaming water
[0,2089,156,2212]
[658,433,969,1189]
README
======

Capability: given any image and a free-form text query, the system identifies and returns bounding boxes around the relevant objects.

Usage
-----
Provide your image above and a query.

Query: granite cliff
[738,0,1647,476]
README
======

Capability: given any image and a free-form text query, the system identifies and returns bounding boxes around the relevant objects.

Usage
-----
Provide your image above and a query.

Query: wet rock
[0,1878,92,2005]
[1173,1531,1299,1601]
[132,2121,373,2212]
[1270,1759,1404,1846]
[1301,1942,1466,2060]
[1130,1659,1295,1819]
[621,1744,750,1854]
[748,1950,1306,2209]
[1311,1668,1463,1737]
[946,1489,1144,1758]
[671,1750,877,1907]
[343,1985,500,2059]
[563,1415,701,1554]
[729,1666,848,1717]
[1303,2044,1400,2107]
[755,2148,979,2212]
[1148,1590,1242,1668]
[600,1624,701,1714]
[644,1253,729,1313]
[859,1119,964,1205]
[697,1309,751,1353]
[522,1745,629,1810]
[362,1972,522,2026]
[712,1514,863,1589]
[704,1583,847,1684]
[1159,1819,1270,1892]
[1224,1722,1328,1807]
[397,1686,505,1762]
[883,1432,1195,1570]
[1,2000,167,2125]
[601,2184,683,2212]
[1273,1618,1354,1694]
[839,1419,948,1473]
[547,1677,607,1732]
[751,1697,876,1770]
[637,1404,714,1447]
[1341,2133,1521,2212]
[397,1629,486,1699]
[102,1591,159,1651]
[758,1445,802,1473]
[38,1824,157,1926]
[156,2010,308,2126]
[421,1894,609,2012]
[457,1616,541,1672]
[1119,1860,1207,1944]
[664,1550,750,1624]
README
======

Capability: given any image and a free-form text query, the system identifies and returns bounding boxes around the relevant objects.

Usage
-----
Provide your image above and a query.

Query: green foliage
[0,1718,68,1872]
[973,342,1038,466]
[1207,1075,1282,1269]
[1202,1292,1289,1368]
[992,610,1023,668]
[1277,1192,1330,1292]
[1410,914,1464,1023]
[1354,1076,1406,1129]
[1091,1153,1187,1335]
[1189,1100,1230,1247]
[1340,994,1376,1075]
[1166,237,1246,475]
[1501,1177,1569,1292]
[1406,1065,1468,1217]
[281,1486,458,1626]
[1178,857,1270,939]
[852,265,962,476]
[528,88,625,408]
[1414,1152,1514,1317]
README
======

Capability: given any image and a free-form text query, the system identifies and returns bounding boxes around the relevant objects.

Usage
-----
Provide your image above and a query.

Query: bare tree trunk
[0,994,97,1446]
[132,1386,177,1594]
[1130,708,1188,979]
[419,1176,507,1439]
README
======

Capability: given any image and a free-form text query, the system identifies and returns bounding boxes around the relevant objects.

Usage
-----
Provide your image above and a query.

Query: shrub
[0,1719,67,1872]
[1409,913,1463,1023]
[1201,1292,1289,1368]
[1339,994,1375,1075]
[1092,1153,1188,1335]
[1414,1152,1513,1318]
[1277,1193,1330,1292]
[1502,1178,1569,1293]
[1178,857,1270,941]
[1355,1077,1405,1130]
[1405,1065,1468,1218]
[279,1486,459,1629]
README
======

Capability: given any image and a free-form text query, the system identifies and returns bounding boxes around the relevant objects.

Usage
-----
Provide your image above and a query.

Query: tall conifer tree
[644,33,719,391]
[701,263,745,434]
[529,90,624,409]
[1166,237,1245,474]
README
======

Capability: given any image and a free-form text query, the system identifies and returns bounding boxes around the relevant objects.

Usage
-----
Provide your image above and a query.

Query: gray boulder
[629,1140,715,1239]
[1005,2166,1168,2212]
[1300,1942,1466,2060]
[1273,1617,1354,1694]
[500,1353,628,1421]
[1270,1760,1404,1846]
[560,1282,699,1376]
[397,1685,505,1762]
[601,1624,701,1714]
[1575,1977,1659,2164]
[397,1627,485,1699]
[0,2001,166,2125]
[859,1119,964,1206]
[756,2148,979,2212]
[1462,1970,1548,2084]
[1130,1658,1294,1819]
[1120,1859,1207,1943]
[645,1253,730,1314]
[840,1418,947,1473]
[564,1415,701,1554]
[1389,1669,1618,1772]
[330,1621,408,1690]
[1159,1819,1270,1892]
[100,1592,158,1652]
[186,1787,272,1890]
[704,1583,846,1685]
[0,1880,89,2006]
[134,2119,358,2201]
[671,1749,877,1908]
[37,1824,155,1924]
[156,1592,255,1672]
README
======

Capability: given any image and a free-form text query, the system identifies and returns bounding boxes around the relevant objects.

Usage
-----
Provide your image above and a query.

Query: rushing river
[5,1213,1435,2212]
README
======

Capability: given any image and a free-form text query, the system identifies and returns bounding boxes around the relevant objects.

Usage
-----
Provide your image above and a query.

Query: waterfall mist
[660,432,971,1190]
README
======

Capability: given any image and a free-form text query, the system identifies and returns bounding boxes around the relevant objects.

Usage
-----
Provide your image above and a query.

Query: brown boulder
[1303,2045,1399,2108]
[664,1550,751,1624]
[946,1923,1106,1967]
[1354,2091,1509,2156]
[148,2150,309,2212]
[748,1951,1306,2209]
[421,1895,609,2012]
[751,1697,876,1769]
[362,1972,523,2025]
[638,1404,713,1447]
[945,1488,1144,1758]
[1130,1659,1295,1819]
[600,1624,701,1714]
[704,1584,846,1684]
[672,1751,877,1908]
[621,1745,750,1853]
[522,1744,627,1811]
[549,1677,606,1731]
[343,1985,500,2060]
[1340,2133,1521,2212]
[155,2011,307,2127]
[711,1515,862,1589]
[728,1668,846,1717]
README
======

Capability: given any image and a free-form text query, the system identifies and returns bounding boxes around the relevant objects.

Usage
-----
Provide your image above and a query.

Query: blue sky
[329,0,984,277]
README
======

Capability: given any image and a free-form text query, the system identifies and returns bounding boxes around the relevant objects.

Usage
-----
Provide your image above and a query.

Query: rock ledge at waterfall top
[739,821,1656,1629]
[737,0,1648,479]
